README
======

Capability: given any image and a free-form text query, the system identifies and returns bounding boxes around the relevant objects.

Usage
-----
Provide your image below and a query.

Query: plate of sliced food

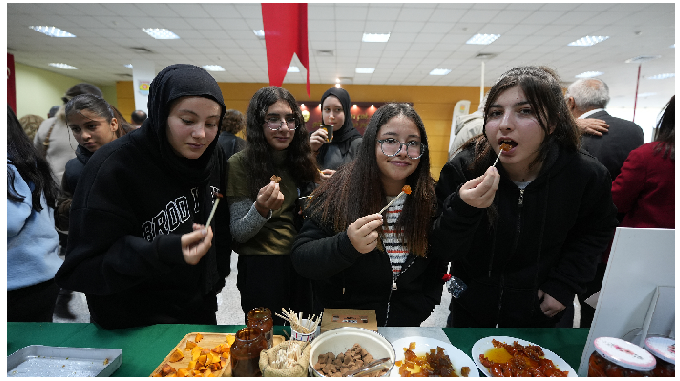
[472,336,576,377]
[390,336,478,377]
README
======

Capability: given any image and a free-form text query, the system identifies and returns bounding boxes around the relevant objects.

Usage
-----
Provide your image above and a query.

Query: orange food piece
[176,368,190,377]
[195,333,204,342]
[186,341,197,350]
[500,143,512,152]
[270,175,281,183]
[168,348,184,363]
[402,185,412,195]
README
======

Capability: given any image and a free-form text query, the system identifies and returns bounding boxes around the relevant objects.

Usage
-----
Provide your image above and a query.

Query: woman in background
[217,109,247,160]
[309,87,362,181]
[7,105,63,322]
[226,86,319,325]
[292,103,446,327]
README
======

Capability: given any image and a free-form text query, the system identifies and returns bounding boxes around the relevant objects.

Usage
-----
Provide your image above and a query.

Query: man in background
[130,110,147,128]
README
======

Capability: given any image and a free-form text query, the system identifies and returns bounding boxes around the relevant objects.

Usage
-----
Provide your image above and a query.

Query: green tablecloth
[7,323,588,377]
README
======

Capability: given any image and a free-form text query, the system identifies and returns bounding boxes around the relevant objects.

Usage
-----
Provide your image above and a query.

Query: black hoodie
[316,87,362,170]
[431,142,617,328]
[56,145,93,232]
[55,64,231,329]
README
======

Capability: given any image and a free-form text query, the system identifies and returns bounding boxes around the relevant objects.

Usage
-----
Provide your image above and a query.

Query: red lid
[644,336,675,365]
[594,337,656,371]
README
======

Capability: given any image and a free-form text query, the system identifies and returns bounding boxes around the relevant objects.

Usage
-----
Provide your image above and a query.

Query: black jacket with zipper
[291,216,447,327]
[431,142,618,327]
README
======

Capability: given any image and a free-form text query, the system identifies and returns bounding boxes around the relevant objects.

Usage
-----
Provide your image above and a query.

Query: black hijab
[317,87,362,161]
[139,64,226,186]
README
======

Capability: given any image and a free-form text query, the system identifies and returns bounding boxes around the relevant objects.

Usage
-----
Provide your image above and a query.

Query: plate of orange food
[471,336,576,377]
[390,336,478,377]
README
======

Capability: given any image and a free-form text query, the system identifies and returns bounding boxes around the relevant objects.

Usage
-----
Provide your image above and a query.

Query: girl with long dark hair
[431,66,618,328]
[7,105,63,322]
[226,86,319,325]
[55,65,231,329]
[291,103,446,327]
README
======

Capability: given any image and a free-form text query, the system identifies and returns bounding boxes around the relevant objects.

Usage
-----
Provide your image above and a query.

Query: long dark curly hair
[306,103,436,257]
[464,66,581,175]
[653,95,674,161]
[243,87,319,199]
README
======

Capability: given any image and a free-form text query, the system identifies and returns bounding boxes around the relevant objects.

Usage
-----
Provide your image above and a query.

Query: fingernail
[201,229,207,235]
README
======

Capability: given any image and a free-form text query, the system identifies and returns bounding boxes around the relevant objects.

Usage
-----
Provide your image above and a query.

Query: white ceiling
[7,2,676,108]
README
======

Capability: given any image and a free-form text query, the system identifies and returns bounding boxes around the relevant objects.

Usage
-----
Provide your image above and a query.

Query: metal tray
[7,345,122,377]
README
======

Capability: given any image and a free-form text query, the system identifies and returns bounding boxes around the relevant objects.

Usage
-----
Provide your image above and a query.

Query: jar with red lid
[247,307,273,349]
[644,336,675,377]
[588,337,656,377]
[230,327,268,377]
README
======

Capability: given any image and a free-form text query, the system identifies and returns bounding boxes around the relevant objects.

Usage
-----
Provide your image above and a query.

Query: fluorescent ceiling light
[429,68,451,76]
[142,28,180,39]
[253,30,265,39]
[48,63,77,69]
[637,92,657,98]
[466,34,500,45]
[202,65,225,71]
[625,55,661,64]
[287,66,300,73]
[362,33,390,43]
[575,71,603,78]
[124,64,133,69]
[29,26,76,38]
[355,68,375,74]
[647,73,675,80]
[567,36,609,47]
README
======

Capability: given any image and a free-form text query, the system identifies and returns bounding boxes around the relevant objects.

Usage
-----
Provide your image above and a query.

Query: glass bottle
[247,307,274,349]
[588,337,656,377]
[230,327,268,377]
[644,336,675,377]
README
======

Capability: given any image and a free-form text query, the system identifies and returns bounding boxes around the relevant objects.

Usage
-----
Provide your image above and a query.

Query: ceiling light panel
[29,26,76,38]
[142,28,180,39]
[567,36,609,46]
[647,73,674,80]
[575,71,604,78]
[287,67,300,72]
[355,68,375,74]
[202,65,225,71]
[362,33,391,43]
[49,63,78,69]
[466,34,500,45]
[429,68,451,75]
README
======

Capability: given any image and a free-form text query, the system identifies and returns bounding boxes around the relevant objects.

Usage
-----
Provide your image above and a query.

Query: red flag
[261,3,310,97]
[8,53,17,113]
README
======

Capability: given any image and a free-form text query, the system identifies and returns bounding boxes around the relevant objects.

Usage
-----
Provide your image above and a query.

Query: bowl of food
[309,327,395,377]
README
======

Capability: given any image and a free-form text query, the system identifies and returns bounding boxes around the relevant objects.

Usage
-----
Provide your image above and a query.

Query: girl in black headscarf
[309,87,362,181]
[55,64,232,329]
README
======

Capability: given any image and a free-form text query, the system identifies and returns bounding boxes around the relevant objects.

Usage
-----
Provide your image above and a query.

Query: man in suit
[565,78,644,182]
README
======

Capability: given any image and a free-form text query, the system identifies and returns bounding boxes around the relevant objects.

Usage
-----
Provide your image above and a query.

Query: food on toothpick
[493,143,512,167]
[270,175,281,183]
[379,185,412,214]
[204,192,223,228]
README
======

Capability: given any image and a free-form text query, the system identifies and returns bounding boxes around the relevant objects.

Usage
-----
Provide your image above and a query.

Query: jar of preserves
[230,327,268,377]
[588,337,656,377]
[247,307,273,349]
[644,336,675,377]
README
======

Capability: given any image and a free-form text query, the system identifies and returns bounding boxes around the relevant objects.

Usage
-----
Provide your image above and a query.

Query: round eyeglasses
[377,138,426,159]
[266,116,298,131]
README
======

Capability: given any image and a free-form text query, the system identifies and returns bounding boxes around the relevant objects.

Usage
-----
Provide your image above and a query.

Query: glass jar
[247,307,273,349]
[230,327,268,377]
[644,336,675,377]
[588,337,656,377]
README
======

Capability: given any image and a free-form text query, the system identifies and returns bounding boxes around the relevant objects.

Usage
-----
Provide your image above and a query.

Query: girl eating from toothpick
[55,64,231,329]
[431,66,617,328]
[292,103,447,327]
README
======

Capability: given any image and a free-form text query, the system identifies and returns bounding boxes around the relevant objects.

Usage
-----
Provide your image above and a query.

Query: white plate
[471,336,577,377]
[390,336,479,377]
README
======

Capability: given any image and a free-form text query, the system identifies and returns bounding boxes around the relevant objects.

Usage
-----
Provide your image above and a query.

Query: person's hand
[576,118,609,136]
[310,128,328,153]
[538,289,566,317]
[459,166,500,208]
[181,223,213,265]
[255,181,284,217]
[347,214,383,254]
[318,169,335,183]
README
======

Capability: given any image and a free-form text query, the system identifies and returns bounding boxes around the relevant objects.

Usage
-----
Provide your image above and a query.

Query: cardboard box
[320,309,377,333]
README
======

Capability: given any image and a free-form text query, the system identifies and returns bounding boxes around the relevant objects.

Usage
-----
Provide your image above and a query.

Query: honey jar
[230,327,268,377]
[588,337,656,377]
[247,307,273,349]
[644,336,675,377]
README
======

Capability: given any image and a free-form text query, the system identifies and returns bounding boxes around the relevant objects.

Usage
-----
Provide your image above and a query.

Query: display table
[7,323,589,377]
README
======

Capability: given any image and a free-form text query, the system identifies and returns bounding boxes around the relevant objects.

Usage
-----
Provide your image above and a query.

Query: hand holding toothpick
[379,185,412,215]
[205,192,223,227]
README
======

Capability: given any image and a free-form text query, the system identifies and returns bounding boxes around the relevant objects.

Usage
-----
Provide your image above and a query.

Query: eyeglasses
[266,116,298,131]
[377,138,426,159]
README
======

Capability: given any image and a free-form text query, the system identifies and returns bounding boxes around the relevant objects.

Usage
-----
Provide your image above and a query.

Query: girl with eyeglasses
[309,87,363,181]
[431,66,618,328]
[226,86,319,325]
[291,103,447,327]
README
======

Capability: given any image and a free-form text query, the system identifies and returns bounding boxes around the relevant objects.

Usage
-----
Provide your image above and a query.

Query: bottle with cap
[644,336,675,377]
[588,337,656,377]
